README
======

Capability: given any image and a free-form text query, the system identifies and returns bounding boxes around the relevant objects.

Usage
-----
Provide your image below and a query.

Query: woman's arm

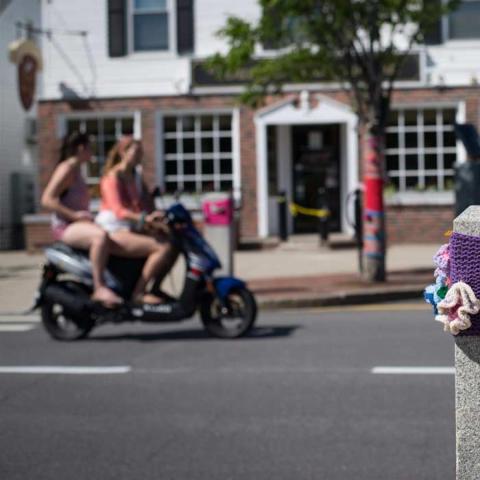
[41,161,91,222]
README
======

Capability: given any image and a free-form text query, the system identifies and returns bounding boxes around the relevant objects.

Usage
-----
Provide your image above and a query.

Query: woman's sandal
[133,293,165,305]
[91,287,124,309]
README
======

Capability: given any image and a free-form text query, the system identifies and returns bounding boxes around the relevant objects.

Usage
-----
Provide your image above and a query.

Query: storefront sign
[192,53,421,87]
[8,39,42,111]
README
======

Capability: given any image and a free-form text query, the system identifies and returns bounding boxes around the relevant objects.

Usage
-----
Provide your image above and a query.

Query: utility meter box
[11,172,35,249]
[202,193,234,276]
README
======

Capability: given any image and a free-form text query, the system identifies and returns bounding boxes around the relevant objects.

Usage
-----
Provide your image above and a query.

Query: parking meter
[202,193,234,276]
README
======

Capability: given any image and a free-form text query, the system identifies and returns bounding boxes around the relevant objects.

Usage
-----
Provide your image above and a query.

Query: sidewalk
[0,241,437,312]
[235,240,436,308]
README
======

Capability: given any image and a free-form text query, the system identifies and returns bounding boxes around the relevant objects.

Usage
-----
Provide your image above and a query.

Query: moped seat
[45,242,146,297]
[49,241,88,257]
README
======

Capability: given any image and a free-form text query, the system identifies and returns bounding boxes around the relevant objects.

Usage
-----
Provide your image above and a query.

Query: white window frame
[128,0,176,56]
[385,102,466,204]
[57,111,141,186]
[155,109,241,202]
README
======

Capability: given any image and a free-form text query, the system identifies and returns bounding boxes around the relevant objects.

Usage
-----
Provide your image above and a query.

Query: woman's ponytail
[58,131,90,164]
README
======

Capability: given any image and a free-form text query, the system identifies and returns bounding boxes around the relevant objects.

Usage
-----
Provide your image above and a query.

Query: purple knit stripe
[450,232,480,335]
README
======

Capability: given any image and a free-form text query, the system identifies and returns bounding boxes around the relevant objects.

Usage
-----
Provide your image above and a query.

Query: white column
[255,119,269,238]
[342,118,359,235]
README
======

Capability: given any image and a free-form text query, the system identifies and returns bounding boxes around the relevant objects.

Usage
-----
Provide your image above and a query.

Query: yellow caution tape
[289,202,330,218]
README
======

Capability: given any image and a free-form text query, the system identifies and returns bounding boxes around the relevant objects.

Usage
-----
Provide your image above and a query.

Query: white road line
[0,366,131,374]
[0,325,35,332]
[372,367,455,375]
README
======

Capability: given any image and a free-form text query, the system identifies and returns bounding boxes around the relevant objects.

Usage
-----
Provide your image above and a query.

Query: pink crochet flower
[433,243,450,277]
[436,281,480,335]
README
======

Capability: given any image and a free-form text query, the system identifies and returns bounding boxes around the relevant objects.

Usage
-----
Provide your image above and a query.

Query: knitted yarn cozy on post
[436,282,480,335]
[424,243,451,315]
[449,232,480,335]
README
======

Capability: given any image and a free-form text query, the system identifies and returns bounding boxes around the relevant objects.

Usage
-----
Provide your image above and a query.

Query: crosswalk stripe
[0,325,36,332]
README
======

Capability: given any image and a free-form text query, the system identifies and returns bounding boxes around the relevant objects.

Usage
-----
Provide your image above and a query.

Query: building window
[132,0,169,51]
[449,0,480,39]
[426,0,480,44]
[161,113,234,194]
[385,107,458,193]
[64,114,136,196]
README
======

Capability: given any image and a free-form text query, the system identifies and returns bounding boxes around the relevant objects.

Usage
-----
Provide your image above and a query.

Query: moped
[34,203,257,340]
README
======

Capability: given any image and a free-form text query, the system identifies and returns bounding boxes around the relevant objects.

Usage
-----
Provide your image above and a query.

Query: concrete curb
[257,285,424,309]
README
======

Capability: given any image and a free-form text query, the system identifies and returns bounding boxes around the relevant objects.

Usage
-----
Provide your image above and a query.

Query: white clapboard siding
[39,0,480,101]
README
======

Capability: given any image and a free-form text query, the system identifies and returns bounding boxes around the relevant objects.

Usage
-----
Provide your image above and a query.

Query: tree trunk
[362,125,386,282]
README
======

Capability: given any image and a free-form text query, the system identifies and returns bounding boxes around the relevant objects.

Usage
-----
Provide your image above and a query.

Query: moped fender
[213,277,246,300]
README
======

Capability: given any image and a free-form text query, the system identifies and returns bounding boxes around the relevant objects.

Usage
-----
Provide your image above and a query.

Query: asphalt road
[0,303,454,480]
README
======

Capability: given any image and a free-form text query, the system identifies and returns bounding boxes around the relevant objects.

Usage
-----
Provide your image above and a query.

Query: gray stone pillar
[454,206,480,479]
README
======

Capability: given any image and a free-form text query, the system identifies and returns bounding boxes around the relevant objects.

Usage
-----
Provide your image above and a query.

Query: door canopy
[256,91,357,126]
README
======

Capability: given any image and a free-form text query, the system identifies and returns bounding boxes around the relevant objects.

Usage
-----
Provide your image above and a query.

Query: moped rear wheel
[41,283,95,341]
[200,287,257,339]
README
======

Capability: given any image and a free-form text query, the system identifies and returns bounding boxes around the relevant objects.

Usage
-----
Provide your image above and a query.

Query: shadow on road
[84,325,301,342]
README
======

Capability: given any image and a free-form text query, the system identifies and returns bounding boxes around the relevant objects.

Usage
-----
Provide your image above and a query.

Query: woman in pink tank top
[96,136,177,304]
[41,131,122,307]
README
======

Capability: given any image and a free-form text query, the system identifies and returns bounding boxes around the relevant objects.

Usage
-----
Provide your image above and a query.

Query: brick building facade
[23,1,480,250]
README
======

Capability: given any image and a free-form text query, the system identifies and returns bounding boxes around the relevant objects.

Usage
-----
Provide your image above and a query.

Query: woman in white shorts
[97,136,176,303]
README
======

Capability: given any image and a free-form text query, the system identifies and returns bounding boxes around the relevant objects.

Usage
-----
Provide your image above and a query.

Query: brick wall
[34,86,480,250]
[386,205,454,244]
[24,218,53,253]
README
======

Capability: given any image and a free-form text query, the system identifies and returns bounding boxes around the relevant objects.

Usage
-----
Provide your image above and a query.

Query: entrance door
[291,125,341,233]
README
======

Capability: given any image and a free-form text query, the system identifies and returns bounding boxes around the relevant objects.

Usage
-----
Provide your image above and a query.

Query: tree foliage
[208,0,459,128]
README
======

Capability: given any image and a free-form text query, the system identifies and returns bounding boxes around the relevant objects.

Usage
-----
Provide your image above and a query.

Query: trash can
[202,193,234,276]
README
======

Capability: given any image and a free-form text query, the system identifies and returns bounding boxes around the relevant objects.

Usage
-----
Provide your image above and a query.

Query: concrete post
[454,206,480,479]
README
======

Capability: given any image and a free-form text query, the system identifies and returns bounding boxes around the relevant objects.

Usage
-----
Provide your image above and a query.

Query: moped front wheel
[200,287,257,339]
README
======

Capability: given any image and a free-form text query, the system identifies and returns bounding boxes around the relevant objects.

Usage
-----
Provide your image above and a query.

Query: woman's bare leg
[108,230,170,302]
[61,222,123,306]
[150,244,179,294]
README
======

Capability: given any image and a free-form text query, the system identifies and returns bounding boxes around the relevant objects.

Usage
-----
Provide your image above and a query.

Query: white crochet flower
[436,282,480,335]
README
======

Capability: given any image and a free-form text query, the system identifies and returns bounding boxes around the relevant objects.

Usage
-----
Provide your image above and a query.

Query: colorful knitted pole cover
[447,232,480,336]
[363,135,385,262]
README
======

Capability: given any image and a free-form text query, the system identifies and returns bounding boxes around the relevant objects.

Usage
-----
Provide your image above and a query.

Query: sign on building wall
[192,54,421,87]
[8,39,42,111]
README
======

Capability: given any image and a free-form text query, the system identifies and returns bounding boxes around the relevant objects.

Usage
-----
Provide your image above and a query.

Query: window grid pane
[417,110,425,189]
[134,0,167,12]
[162,113,234,194]
[134,13,169,51]
[398,110,406,191]
[437,109,444,190]
[385,106,457,192]
[176,116,184,190]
